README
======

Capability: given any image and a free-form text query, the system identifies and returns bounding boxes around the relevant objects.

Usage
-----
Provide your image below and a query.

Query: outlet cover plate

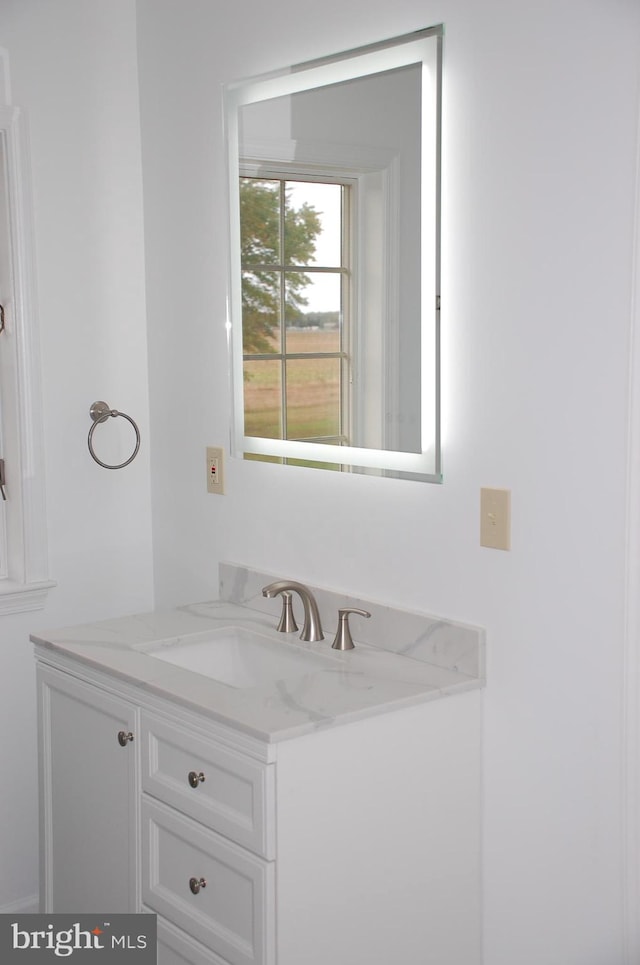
[207,446,225,495]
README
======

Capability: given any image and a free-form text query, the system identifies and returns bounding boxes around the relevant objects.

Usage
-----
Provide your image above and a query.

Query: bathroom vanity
[34,564,484,965]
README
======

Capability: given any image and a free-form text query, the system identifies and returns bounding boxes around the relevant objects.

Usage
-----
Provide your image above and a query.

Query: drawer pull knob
[117,731,134,747]
[188,770,205,788]
[189,877,207,895]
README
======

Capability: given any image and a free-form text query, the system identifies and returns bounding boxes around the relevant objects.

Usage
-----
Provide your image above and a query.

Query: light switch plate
[480,487,511,550]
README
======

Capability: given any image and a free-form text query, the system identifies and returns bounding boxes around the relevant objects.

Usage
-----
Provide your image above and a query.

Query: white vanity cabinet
[36,649,482,965]
[38,656,277,965]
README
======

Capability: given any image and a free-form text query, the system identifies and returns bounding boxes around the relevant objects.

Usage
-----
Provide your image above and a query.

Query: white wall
[136,1,640,964]
[0,0,153,910]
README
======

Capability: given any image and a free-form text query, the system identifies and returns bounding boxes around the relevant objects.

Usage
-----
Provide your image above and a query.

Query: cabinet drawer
[142,798,274,965]
[141,712,274,858]
[142,909,229,965]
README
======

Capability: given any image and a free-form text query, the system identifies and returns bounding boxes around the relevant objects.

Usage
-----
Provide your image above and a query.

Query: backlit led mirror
[224,26,442,481]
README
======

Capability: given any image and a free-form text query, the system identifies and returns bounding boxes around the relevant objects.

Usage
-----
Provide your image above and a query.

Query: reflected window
[240,176,350,456]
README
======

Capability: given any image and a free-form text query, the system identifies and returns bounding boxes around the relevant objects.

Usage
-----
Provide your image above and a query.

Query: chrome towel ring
[88,400,140,470]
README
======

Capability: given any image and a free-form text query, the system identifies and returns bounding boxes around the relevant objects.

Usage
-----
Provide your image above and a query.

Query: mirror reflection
[240,177,346,445]
[225,28,442,480]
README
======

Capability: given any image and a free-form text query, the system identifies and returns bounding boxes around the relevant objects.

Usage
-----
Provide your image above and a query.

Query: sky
[287,180,343,314]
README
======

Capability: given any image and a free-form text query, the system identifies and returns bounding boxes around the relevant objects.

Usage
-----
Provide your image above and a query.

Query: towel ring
[88,401,140,469]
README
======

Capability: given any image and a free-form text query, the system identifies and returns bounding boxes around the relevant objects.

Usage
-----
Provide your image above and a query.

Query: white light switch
[480,487,511,550]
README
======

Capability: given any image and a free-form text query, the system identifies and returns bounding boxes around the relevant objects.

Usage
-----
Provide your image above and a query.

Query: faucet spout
[262,580,324,642]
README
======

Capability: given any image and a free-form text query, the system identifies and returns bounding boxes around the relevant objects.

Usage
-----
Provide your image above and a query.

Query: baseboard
[0,894,39,915]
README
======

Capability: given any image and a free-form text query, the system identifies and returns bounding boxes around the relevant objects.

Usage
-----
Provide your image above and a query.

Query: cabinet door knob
[188,770,205,788]
[189,876,206,895]
[117,730,134,746]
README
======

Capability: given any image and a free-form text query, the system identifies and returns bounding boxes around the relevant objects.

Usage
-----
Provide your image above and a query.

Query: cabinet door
[38,665,138,913]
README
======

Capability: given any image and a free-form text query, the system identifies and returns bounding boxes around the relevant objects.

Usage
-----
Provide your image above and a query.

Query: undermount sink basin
[143,625,338,689]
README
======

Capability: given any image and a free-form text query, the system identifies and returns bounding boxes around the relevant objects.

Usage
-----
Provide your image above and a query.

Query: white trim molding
[0,580,55,615]
[623,85,640,965]
[0,49,54,613]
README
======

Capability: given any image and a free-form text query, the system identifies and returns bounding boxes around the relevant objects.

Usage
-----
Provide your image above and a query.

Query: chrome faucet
[262,580,324,642]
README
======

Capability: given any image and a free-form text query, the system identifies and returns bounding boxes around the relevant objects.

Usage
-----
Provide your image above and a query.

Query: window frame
[239,170,353,453]
[238,145,403,461]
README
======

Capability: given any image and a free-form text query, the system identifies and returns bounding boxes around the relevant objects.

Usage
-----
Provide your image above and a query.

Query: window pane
[285,325,341,358]
[243,359,283,438]
[285,181,342,267]
[240,178,280,265]
[242,270,281,353]
[285,358,341,440]
[285,272,341,352]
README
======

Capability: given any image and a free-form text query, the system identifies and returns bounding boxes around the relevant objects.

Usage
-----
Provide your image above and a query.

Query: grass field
[244,329,342,440]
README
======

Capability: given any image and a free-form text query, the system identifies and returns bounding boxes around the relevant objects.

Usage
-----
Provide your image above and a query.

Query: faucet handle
[331,607,371,651]
[275,591,298,633]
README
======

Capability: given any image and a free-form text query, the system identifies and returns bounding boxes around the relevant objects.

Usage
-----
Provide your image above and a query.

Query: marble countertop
[31,566,485,743]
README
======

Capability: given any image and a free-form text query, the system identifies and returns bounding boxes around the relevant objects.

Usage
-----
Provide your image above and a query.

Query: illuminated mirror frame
[224,26,442,482]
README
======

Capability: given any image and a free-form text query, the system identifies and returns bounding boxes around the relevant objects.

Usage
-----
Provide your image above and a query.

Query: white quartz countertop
[31,594,484,743]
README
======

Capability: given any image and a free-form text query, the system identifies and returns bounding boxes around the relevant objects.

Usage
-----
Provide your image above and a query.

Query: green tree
[240,179,322,354]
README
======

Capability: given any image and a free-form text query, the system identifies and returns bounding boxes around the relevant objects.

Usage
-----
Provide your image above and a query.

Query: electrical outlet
[480,487,511,550]
[206,446,225,495]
